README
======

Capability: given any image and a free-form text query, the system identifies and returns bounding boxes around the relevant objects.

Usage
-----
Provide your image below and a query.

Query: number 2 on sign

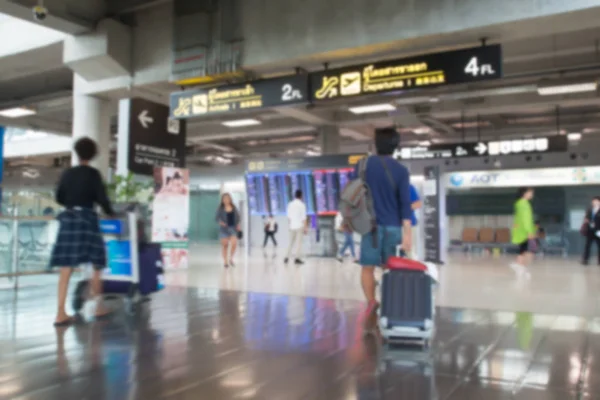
[281,84,302,101]
[464,57,496,77]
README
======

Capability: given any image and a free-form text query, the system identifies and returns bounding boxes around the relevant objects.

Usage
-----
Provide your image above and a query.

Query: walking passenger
[285,190,307,265]
[50,137,115,326]
[581,196,600,266]
[263,214,278,248]
[510,187,536,279]
[336,210,357,263]
[358,127,412,334]
[216,193,241,268]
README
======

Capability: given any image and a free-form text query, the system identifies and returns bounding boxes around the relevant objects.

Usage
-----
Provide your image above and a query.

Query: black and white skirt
[50,208,106,269]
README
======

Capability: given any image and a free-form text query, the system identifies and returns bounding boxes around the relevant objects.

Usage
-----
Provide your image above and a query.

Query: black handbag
[237,230,243,239]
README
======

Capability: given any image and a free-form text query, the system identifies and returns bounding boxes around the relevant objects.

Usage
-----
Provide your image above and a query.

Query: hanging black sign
[310,45,502,101]
[170,75,309,119]
[120,98,186,176]
[396,135,568,160]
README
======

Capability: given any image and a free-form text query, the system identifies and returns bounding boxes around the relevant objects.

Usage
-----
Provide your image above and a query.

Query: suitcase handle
[396,245,409,258]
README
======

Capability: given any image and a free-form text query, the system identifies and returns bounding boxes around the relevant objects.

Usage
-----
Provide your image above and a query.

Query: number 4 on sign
[465,57,496,77]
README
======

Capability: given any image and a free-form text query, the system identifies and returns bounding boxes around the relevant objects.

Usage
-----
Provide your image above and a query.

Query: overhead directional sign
[395,136,568,160]
[169,75,309,119]
[310,45,502,101]
[118,98,186,176]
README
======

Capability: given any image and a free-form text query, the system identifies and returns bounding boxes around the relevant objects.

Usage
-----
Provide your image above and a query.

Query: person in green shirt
[511,187,536,279]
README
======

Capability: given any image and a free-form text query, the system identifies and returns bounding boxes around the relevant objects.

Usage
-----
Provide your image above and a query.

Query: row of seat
[461,227,511,244]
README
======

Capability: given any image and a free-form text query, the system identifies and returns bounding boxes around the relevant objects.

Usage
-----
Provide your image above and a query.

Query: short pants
[359,225,403,267]
[219,226,237,239]
[518,240,529,255]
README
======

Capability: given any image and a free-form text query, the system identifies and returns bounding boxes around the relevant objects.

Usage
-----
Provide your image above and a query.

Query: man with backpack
[339,127,412,334]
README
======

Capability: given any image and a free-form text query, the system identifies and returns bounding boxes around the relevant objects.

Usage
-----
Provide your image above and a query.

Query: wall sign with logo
[395,136,568,160]
[310,45,502,101]
[170,75,308,119]
[117,98,186,176]
[447,166,600,189]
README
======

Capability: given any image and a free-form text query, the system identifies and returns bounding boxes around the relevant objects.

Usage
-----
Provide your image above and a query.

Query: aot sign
[447,167,600,189]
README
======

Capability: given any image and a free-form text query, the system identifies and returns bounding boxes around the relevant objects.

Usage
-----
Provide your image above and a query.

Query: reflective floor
[0,283,599,399]
[170,244,600,317]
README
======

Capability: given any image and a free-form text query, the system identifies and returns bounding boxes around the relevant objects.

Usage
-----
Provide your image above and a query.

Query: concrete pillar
[318,126,341,154]
[71,75,111,177]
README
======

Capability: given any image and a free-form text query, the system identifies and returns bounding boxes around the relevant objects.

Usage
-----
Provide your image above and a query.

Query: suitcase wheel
[72,281,90,313]
[125,284,140,314]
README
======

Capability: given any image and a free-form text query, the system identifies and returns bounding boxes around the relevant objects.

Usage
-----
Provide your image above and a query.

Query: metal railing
[0,216,58,288]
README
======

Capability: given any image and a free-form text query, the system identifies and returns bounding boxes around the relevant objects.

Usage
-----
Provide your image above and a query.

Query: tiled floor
[0,284,599,399]
[1,246,599,399]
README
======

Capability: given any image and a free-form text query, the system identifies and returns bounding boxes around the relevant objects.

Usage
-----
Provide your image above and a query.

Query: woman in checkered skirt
[50,137,115,326]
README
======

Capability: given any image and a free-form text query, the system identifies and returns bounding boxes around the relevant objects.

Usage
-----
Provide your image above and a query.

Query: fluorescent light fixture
[418,140,432,146]
[567,132,582,141]
[537,81,597,96]
[0,107,36,118]
[221,118,261,127]
[348,103,396,114]
[412,127,431,135]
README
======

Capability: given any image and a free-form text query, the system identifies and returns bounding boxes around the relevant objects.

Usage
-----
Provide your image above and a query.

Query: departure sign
[310,45,502,101]
[169,75,308,119]
[395,136,568,160]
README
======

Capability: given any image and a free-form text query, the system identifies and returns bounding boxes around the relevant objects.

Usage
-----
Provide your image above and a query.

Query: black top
[55,165,115,215]
[226,211,235,227]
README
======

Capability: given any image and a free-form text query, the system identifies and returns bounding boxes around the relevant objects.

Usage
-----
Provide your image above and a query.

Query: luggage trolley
[72,204,164,314]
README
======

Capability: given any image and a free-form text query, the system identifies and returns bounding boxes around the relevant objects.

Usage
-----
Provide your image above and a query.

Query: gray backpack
[339,157,377,235]
[339,156,397,236]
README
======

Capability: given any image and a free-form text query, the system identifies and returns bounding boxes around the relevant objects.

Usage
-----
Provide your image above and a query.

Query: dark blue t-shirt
[410,184,419,226]
[355,156,412,227]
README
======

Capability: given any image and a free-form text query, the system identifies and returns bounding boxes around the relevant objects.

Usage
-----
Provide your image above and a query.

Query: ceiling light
[418,140,431,146]
[567,132,582,141]
[412,127,431,135]
[429,97,440,103]
[0,107,36,118]
[222,119,261,127]
[537,81,597,96]
[348,103,396,114]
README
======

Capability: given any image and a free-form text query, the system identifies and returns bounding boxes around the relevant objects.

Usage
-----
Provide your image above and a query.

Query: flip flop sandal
[53,317,75,327]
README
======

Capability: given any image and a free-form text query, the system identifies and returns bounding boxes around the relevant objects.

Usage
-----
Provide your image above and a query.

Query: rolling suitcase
[378,247,438,347]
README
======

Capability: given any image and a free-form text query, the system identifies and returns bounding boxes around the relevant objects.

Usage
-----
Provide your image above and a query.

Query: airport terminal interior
[3,0,600,399]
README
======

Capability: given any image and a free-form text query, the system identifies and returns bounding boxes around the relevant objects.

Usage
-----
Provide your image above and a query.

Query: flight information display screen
[246,167,357,216]
[246,174,270,215]
[313,169,340,216]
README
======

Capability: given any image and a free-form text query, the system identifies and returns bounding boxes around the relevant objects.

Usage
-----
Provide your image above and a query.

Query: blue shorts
[219,226,237,239]
[359,225,402,267]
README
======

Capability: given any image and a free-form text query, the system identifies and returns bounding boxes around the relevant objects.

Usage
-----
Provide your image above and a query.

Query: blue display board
[100,219,123,235]
[105,240,133,277]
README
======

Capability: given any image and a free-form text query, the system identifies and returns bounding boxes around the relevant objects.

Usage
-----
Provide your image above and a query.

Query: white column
[71,75,111,177]
[318,126,341,154]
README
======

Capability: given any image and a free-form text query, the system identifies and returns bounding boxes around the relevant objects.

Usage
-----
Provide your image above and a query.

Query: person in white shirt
[263,214,278,248]
[285,190,308,264]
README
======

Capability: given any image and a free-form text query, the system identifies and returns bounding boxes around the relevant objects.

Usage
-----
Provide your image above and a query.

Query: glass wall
[188,190,221,243]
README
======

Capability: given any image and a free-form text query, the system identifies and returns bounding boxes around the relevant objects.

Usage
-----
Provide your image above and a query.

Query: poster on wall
[151,167,190,269]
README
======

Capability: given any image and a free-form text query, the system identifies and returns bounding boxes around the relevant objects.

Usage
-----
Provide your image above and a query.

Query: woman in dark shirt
[51,137,115,326]
[215,193,240,268]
